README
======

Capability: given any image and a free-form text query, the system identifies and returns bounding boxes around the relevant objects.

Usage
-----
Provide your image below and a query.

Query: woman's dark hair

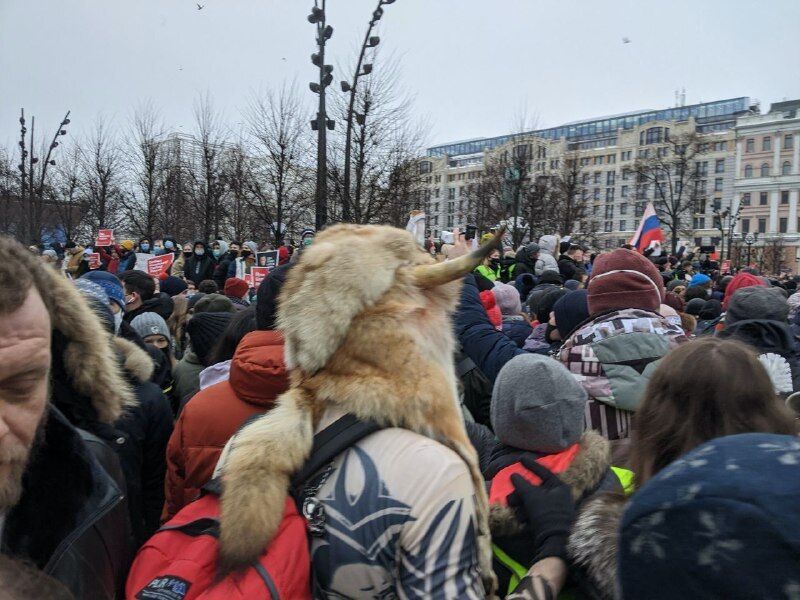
[198,279,218,294]
[207,306,257,365]
[630,337,797,486]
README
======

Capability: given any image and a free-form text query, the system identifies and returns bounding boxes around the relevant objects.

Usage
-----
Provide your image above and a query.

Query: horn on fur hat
[413,226,506,288]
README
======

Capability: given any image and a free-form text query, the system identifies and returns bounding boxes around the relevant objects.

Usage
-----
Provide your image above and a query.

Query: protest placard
[256,250,279,271]
[146,253,174,278]
[243,272,255,288]
[95,229,114,247]
[87,253,101,270]
[251,266,268,288]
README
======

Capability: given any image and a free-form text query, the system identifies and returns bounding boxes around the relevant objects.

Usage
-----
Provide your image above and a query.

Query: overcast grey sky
[2,0,799,154]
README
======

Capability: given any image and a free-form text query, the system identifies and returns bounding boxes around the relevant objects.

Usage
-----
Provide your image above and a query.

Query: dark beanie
[685,297,706,317]
[588,249,664,315]
[698,299,722,320]
[536,288,568,324]
[538,270,564,285]
[192,293,235,314]
[725,286,788,325]
[186,312,233,365]
[186,292,206,311]
[553,290,589,338]
[160,276,188,297]
[256,263,292,330]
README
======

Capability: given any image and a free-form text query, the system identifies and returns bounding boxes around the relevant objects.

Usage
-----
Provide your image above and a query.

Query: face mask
[153,248,165,256]
[195,248,205,257]
[140,243,150,252]
[241,250,251,258]
[113,311,123,334]
[489,258,500,268]
[303,237,313,247]
[125,293,136,306]
[183,251,192,258]
[164,240,174,250]
[212,249,221,259]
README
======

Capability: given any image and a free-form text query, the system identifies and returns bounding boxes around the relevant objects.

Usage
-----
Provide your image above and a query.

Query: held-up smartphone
[465,225,477,241]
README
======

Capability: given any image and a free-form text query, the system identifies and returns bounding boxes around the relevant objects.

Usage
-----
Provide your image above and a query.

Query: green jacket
[475,264,500,282]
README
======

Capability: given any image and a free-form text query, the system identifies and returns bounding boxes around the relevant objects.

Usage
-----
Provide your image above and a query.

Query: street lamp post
[744,232,756,267]
[308,1,335,231]
[17,108,70,244]
[340,0,396,222]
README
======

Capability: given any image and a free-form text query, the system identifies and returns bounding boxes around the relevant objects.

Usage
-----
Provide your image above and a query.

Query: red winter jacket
[97,245,121,274]
[162,330,289,521]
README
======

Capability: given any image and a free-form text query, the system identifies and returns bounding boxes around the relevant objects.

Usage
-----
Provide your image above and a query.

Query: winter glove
[507,457,575,563]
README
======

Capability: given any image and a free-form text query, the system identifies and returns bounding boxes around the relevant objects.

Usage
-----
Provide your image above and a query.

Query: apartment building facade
[419,97,753,250]
[733,100,800,272]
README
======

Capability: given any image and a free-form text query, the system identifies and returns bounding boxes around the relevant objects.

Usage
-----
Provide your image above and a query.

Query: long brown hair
[630,337,797,485]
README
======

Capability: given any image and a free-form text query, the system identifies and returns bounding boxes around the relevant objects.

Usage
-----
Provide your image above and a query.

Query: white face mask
[113,311,123,334]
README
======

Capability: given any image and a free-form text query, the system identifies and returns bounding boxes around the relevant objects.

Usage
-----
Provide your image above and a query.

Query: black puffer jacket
[114,338,174,545]
[183,241,216,286]
[1,408,133,600]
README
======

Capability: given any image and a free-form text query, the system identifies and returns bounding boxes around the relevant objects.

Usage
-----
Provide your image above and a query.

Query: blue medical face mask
[140,243,150,252]
[153,247,165,256]
[212,249,221,259]
[164,240,174,250]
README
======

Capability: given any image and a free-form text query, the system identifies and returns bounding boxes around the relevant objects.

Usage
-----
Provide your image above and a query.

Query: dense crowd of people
[2,224,800,599]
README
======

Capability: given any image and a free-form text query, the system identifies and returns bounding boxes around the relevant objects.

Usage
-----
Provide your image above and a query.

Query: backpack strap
[291,413,383,490]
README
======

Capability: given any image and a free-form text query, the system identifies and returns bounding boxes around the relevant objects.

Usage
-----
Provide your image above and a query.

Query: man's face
[571,249,585,262]
[143,334,169,350]
[229,244,240,254]
[124,287,142,313]
[0,288,50,509]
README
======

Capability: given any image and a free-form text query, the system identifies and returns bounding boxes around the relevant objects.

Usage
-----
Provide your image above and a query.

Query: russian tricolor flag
[629,202,664,253]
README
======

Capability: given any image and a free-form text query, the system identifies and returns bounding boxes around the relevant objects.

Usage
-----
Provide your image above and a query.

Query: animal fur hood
[47,266,137,424]
[218,224,502,596]
[114,337,155,385]
[567,492,627,600]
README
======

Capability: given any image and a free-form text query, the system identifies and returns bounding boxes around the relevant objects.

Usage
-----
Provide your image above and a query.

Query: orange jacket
[162,330,289,520]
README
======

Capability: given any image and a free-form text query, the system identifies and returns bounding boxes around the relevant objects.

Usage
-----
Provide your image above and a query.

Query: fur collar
[218,224,497,596]
[488,431,611,538]
[567,493,626,600]
[113,337,154,384]
[47,268,137,424]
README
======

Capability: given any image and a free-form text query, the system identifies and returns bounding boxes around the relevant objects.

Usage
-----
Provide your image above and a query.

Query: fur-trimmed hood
[567,492,626,600]
[488,431,613,538]
[218,224,501,596]
[113,337,155,384]
[48,268,137,424]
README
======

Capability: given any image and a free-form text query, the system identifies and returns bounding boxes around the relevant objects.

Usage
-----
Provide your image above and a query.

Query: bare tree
[633,131,710,253]
[79,117,124,234]
[760,236,787,275]
[189,93,227,241]
[329,55,427,225]
[50,143,87,242]
[245,83,312,245]
[0,148,21,236]
[222,140,259,242]
[122,102,169,239]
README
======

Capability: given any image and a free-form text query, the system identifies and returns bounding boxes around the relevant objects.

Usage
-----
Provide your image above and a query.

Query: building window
[635,202,645,217]
[714,178,723,192]
[447,202,454,213]
[448,188,455,200]
[606,188,615,201]
[760,192,768,205]
[694,237,703,247]
[434,202,440,212]
[604,205,614,219]
[619,220,627,231]
[742,218,750,233]
[696,162,708,176]
[760,163,770,177]
[448,174,455,182]
[608,154,616,164]
[594,172,601,184]
[780,217,788,233]
[742,192,751,206]
[744,165,753,178]
[604,221,612,233]
[782,190,790,204]
[580,157,590,166]
[693,217,706,229]
[758,218,767,234]
[447,215,454,228]
[620,202,628,215]
[621,185,629,198]
[783,161,792,176]
[593,188,600,201]
[419,161,432,175]
[606,171,615,185]
[715,158,725,173]
[697,199,707,214]
[622,168,631,181]
[785,134,794,150]
[746,139,754,153]
[763,136,771,151]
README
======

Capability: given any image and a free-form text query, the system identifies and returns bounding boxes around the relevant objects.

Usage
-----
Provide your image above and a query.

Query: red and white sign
[720,260,731,274]
[88,252,101,270]
[251,267,269,288]
[243,272,255,288]
[146,253,174,278]
[96,229,114,247]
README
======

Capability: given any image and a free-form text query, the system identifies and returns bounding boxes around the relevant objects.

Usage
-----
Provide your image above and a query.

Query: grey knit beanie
[726,286,789,325]
[491,353,587,453]
[492,282,522,316]
[131,312,172,343]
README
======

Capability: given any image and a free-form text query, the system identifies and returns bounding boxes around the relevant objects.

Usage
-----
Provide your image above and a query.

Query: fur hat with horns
[217,223,503,595]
